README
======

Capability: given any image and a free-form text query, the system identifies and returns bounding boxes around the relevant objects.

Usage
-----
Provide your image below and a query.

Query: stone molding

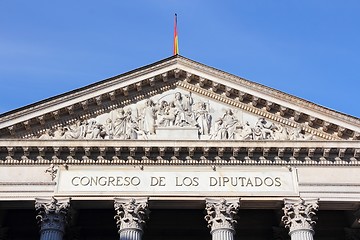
[0,140,359,166]
[204,198,240,233]
[281,198,319,234]
[35,197,70,233]
[114,197,149,233]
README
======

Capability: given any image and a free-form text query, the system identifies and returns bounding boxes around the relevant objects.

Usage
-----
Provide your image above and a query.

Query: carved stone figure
[157,101,177,127]
[125,108,138,139]
[211,109,239,140]
[85,119,101,139]
[53,127,65,139]
[222,109,238,139]
[39,129,52,139]
[114,108,127,139]
[196,102,211,135]
[173,92,196,127]
[273,124,289,140]
[61,120,83,139]
[236,121,253,140]
[35,91,317,141]
[104,118,114,139]
[211,118,226,140]
[142,99,156,135]
[253,118,274,140]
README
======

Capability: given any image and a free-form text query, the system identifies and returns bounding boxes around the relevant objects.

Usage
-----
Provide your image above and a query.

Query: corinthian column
[204,198,240,240]
[282,198,319,240]
[114,197,149,240]
[35,197,70,240]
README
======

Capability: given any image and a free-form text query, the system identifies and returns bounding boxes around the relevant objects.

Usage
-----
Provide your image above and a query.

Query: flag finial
[173,13,179,55]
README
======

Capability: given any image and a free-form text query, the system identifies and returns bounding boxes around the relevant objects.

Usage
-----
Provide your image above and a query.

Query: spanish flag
[173,14,179,55]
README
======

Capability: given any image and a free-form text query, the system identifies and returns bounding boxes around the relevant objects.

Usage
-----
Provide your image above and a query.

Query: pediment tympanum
[37,88,314,141]
[0,55,359,141]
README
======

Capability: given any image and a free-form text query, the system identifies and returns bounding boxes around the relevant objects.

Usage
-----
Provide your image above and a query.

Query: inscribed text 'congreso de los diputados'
[0,55,360,240]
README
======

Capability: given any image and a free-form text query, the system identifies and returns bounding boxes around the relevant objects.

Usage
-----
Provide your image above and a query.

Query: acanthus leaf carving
[114,198,149,233]
[35,197,70,233]
[281,198,319,234]
[204,198,240,233]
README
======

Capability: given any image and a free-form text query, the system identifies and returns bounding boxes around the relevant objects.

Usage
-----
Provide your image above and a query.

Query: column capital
[204,198,240,233]
[35,197,70,233]
[114,197,149,233]
[281,198,319,234]
[35,197,70,215]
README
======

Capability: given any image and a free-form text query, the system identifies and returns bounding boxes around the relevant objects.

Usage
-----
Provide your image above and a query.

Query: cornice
[0,139,359,166]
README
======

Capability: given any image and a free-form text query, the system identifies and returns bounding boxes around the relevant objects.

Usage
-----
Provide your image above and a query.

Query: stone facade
[0,55,359,239]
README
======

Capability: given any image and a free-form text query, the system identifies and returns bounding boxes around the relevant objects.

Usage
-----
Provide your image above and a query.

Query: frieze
[37,90,315,141]
[55,167,298,197]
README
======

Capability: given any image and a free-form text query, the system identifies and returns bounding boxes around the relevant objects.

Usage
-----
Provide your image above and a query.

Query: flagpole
[173,13,179,55]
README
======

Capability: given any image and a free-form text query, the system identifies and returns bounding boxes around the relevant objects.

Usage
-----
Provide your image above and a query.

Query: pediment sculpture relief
[38,91,314,141]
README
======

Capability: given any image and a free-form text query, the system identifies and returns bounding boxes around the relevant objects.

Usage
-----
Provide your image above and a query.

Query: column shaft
[40,229,63,240]
[212,229,234,240]
[289,230,313,240]
[119,229,142,240]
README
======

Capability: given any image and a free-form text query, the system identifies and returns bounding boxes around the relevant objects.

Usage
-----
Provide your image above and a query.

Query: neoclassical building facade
[0,55,359,240]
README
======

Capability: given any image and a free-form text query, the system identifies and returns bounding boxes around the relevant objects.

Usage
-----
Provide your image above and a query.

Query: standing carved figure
[222,109,238,139]
[196,102,211,135]
[113,108,127,139]
[104,118,114,139]
[142,99,156,135]
[125,108,138,139]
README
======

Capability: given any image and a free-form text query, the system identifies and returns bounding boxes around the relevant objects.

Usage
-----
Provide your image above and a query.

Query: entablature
[0,140,359,166]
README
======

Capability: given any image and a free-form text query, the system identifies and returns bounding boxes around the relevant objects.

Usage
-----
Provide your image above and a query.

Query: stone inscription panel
[55,166,299,197]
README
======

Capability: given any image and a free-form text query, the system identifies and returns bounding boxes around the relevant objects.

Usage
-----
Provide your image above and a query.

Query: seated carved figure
[173,92,196,127]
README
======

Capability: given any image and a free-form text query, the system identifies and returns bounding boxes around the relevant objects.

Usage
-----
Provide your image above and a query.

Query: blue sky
[0,1,359,118]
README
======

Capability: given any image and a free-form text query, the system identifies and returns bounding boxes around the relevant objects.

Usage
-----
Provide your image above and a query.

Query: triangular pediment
[0,55,359,141]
